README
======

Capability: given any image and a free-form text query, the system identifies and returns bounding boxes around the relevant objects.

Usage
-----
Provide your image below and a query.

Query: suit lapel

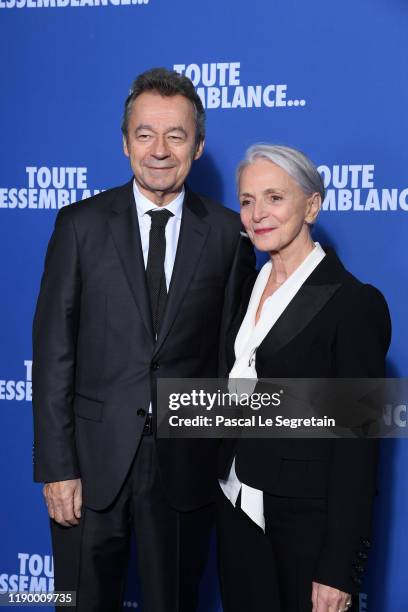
[154,189,210,355]
[261,283,341,357]
[107,180,154,338]
[257,248,346,357]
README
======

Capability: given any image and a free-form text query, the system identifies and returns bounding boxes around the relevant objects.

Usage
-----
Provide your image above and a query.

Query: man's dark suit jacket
[218,247,391,595]
[32,179,254,512]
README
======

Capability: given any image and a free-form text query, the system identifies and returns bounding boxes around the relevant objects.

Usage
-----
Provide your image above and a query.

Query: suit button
[151,362,159,370]
[137,409,146,418]
[360,538,371,549]
[358,551,368,560]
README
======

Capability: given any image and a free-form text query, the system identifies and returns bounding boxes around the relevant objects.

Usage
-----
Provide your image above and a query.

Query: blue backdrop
[1,0,407,610]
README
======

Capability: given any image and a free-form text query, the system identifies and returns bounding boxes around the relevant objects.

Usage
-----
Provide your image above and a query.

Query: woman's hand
[312,581,352,612]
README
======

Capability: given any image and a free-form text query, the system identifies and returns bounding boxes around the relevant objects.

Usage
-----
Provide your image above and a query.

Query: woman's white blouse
[219,242,326,530]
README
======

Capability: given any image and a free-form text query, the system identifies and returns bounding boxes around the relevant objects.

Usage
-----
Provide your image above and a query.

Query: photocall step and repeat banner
[1,0,407,610]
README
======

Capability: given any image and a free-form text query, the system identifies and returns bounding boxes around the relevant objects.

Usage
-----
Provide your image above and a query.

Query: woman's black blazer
[218,247,391,594]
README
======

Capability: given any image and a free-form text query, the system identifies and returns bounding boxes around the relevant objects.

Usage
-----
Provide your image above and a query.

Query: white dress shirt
[219,242,326,530]
[133,180,184,412]
[133,179,184,291]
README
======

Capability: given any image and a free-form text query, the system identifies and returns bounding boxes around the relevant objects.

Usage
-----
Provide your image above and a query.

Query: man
[32,67,254,612]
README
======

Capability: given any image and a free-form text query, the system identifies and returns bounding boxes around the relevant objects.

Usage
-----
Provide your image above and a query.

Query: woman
[217,144,391,612]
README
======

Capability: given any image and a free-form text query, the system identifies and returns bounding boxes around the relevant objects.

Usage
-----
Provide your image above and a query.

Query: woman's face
[239,158,319,253]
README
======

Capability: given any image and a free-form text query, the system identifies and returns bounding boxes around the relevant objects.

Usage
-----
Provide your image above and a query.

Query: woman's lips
[254,228,276,235]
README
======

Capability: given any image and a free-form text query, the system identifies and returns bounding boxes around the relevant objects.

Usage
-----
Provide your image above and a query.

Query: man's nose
[150,136,170,159]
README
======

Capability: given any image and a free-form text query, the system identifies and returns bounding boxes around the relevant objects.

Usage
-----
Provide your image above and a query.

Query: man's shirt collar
[133,179,184,219]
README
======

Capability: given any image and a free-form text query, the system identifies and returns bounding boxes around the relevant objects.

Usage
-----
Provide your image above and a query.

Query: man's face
[123,91,204,205]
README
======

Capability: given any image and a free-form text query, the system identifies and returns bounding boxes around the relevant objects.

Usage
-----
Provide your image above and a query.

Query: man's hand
[43,479,82,527]
[312,581,352,612]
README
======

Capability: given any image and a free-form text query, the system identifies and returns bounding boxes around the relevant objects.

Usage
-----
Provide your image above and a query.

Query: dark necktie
[146,209,174,336]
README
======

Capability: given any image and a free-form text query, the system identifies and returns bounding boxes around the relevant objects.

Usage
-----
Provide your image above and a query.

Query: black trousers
[50,436,214,612]
[216,488,356,612]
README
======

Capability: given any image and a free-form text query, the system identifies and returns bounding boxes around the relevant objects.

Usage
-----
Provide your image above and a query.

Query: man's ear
[305,192,321,224]
[123,135,130,158]
[193,138,205,161]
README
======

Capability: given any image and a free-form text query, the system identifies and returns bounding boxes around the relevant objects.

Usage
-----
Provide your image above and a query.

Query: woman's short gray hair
[237,143,325,202]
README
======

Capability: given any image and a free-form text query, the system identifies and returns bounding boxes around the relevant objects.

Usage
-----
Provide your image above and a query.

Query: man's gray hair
[237,144,325,201]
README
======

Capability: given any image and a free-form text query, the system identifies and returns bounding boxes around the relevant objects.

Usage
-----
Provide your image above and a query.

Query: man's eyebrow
[135,124,155,132]
[134,124,188,137]
[164,126,188,137]
[239,192,254,198]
